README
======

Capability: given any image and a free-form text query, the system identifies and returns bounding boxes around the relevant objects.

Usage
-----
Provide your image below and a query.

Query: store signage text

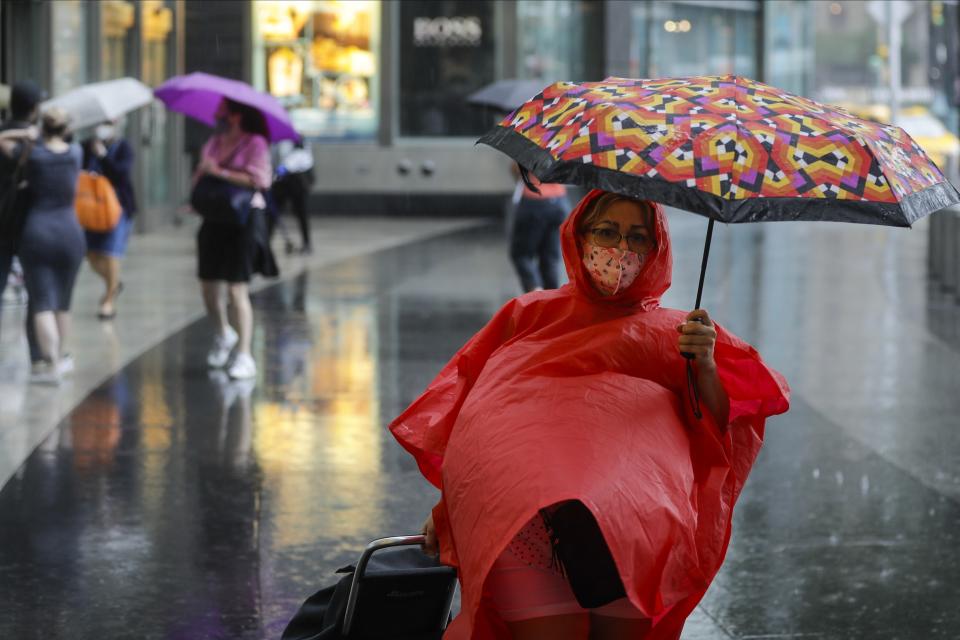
[413,16,482,47]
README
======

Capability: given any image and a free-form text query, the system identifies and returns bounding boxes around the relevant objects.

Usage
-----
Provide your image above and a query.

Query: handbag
[190,174,254,227]
[190,136,256,227]
[540,500,627,609]
[75,171,122,232]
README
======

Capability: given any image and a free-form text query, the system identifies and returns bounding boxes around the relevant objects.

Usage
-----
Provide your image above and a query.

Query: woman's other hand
[677,308,717,370]
[197,158,220,177]
[421,512,438,556]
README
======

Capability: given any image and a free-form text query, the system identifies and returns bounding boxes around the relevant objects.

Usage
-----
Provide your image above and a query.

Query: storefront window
[101,0,136,80]
[398,0,498,137]
[51,1,87,96]
[516,1,603,83]
[631,0,758,79]
[252,0,379,141]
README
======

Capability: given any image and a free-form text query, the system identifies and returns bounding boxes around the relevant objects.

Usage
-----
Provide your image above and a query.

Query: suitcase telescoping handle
[342,535,455,637]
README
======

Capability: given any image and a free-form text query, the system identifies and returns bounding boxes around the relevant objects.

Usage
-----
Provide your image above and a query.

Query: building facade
[202,0,960,215]
[3,0,959,220]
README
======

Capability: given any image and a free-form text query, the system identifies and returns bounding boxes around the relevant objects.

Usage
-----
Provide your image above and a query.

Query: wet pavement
[1,213,959,639]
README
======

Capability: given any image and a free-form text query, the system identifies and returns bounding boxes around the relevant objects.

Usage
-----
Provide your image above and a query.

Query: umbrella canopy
[467,78,551,112]
[154,72,299,142]
[478,75,960,228]
[42,78,153,130]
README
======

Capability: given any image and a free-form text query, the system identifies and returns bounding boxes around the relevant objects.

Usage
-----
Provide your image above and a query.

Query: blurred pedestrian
[0,80,46,368]
[192,98,277,380]
[0,107,85,384]
[82,118,137,320]
[509,165,569,292]
[392,190,789,639]
[270,139,314,255]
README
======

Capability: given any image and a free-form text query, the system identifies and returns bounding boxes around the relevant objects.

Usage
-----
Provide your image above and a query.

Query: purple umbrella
[153,72,300,142]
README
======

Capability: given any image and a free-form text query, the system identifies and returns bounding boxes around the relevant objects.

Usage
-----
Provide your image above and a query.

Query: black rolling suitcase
[282,535,457,640]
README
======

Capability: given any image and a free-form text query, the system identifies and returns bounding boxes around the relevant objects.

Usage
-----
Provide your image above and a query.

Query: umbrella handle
[681,218,715,420]
[680,218,715,359]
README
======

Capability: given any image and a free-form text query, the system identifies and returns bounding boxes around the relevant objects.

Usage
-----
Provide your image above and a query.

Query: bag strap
[215,135,253,171]
[12,138,35,181]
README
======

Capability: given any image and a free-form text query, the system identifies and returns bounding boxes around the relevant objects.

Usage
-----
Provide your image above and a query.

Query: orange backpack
[75,171,122,232]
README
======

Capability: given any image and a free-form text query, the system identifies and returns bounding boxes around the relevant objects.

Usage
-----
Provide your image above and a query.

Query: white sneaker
[207,327,239,368]
[58,353,75,376]
[29,361,62,386]
[227,352,256,380]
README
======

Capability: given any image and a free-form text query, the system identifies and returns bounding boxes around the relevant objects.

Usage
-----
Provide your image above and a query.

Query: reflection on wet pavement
[0,220,958,639]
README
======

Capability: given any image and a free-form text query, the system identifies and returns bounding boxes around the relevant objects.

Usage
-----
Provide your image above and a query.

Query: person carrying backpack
[0,80,48,372]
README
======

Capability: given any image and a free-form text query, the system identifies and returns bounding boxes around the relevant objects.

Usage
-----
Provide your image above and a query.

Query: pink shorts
[486,545,646,622]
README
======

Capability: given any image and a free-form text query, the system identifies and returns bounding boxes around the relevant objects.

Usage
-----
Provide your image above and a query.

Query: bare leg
[86,252,108,283]
[506,614,589,640]
[33,311,60,366]
[588,614,653,640]
[227,282,253,355]
[54,311,71,359]
[100,256,121,313]
[88,252,122,316]
[201,280,229,335]
[226,294,238,333]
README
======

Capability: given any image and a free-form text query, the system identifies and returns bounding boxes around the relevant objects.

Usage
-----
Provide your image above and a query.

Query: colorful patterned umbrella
[479,75,960,419]
[478,75,960,228]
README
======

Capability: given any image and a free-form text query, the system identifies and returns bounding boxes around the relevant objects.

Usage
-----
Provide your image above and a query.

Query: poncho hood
[561,188,672,311]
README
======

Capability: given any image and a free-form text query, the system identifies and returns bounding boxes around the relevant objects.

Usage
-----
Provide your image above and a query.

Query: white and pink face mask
[582,244,645,296]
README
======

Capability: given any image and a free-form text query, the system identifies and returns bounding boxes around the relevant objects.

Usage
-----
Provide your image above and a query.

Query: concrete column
[603,0,633,78]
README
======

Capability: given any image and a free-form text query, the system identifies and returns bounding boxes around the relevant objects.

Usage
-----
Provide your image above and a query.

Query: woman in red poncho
[389,190,789,639]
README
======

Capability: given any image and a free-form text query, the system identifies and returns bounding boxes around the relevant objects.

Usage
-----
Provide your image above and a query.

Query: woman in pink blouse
[193,98,277,380]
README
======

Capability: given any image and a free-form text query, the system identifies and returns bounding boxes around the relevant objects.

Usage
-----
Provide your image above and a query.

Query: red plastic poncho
[389,190,790,639]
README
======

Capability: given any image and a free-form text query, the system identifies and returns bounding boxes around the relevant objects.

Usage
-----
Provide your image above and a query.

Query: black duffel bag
[282,535,456,640]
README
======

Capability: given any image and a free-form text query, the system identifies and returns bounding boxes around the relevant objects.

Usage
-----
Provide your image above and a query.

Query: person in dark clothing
[269,140,314,254]
[0,80,46,369]
[509,166,570,292]
[82,119,138,319]
[0,107,85,384]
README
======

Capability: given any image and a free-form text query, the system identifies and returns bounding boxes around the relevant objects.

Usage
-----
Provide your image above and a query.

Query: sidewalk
[0,209,959,638]
[0,215,486,489]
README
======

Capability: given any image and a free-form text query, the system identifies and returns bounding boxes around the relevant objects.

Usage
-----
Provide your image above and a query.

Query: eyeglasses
[589,227,652,253]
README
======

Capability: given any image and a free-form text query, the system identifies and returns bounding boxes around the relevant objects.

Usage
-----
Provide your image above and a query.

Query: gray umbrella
[467,79,550,112]
[42,77,153,130]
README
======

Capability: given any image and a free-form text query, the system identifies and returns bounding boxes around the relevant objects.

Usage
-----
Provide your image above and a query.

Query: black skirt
[197,208,278,283]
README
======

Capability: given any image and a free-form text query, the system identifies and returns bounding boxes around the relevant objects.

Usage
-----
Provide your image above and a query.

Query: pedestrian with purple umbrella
[155,73,300,382]
[192,98,276,380]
